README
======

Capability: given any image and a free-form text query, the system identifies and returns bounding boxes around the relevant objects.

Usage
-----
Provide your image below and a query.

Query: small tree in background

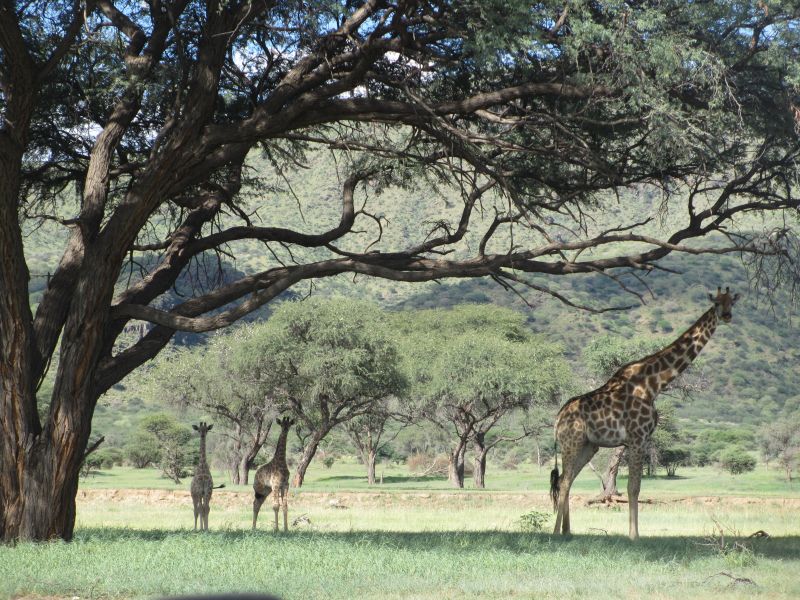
[719,447,757,475]
[759,420,800,481]
[659,447,691,478]
[345,396,412,485]
[125,432,162,469]
[243,298,406,487]
[141,327,277,485]
[136,414,195,483]
[396,305,571,488]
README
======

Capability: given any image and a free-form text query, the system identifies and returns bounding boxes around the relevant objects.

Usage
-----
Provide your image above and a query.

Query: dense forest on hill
[24,151,799,476]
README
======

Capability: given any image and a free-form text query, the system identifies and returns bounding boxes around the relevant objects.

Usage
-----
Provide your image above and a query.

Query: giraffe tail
[549,441,560,512]
[213,484,225,489]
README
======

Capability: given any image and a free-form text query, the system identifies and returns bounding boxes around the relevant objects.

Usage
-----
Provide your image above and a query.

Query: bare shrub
[407,452,449,477]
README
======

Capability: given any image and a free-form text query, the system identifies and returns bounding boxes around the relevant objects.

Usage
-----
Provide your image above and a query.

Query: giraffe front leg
[626,446,644,541]
[272,497,280,532]
[281,485,289,531]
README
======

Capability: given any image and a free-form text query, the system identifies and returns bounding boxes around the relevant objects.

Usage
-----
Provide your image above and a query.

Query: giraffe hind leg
[192,497,200,531]
[203,497,210,531]
[554,443,598,536]
[252,487,271,530]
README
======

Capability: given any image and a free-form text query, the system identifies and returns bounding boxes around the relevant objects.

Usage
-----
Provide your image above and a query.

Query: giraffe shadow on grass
[72,528,800,563]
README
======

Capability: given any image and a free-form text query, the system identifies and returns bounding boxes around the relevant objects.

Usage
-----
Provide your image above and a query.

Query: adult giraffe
[551,287,739,540]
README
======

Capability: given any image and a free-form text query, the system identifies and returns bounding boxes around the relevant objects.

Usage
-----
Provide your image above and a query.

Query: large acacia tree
[2,1,800,540]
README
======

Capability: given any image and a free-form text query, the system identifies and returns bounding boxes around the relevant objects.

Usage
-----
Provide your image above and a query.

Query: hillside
[22,150,799,445]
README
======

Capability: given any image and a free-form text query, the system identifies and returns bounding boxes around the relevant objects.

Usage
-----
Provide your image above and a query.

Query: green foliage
[244,298,405,411]
[94,448,124,469]
[718,447,757,475]
[584,335,663,379]
[692,428,756,466]
[134,414,194,483]
[138,326,277,476]
[125,431,162,469]
[518,509,550,533]
[759,419,800,481]
[659,446,690,478]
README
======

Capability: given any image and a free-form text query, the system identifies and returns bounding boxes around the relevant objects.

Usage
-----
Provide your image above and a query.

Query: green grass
[2,462,797,599]
[80,460,800,497]
[2,528,798,599]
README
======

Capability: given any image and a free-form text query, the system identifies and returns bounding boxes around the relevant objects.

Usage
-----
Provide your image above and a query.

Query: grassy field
[1,462,799,600]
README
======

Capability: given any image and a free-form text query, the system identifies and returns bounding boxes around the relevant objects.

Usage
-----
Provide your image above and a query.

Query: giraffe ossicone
[551,287,739,540]
[252,416,295,532]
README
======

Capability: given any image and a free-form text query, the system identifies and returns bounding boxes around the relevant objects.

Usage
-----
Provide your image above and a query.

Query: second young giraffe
[252,416,295,531]
[550,287,739,540]
[190,422,224,531]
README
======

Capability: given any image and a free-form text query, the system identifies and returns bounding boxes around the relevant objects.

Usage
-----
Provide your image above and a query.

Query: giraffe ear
[192,424,199,431]
[207,424,213,431]
[732,293,740,304]
[708,293,715,302]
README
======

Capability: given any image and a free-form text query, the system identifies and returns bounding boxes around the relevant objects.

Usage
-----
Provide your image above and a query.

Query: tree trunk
[0,385,97,541]
[472,432,488,489]
[229,457,242,485]
[473,451,488,489]
[366,449,377,486]
[534,437,542,469]
[600,447,625,499]
[292,430,326,487]
[448,443,466,488]
[237,455,250,485]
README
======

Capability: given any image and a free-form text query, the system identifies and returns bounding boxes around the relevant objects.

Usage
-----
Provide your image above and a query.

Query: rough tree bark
[366,449,378,486]
[472,432,489,489]
[589,447,625,501]
[448,441,468,489]
[292,430,327,488]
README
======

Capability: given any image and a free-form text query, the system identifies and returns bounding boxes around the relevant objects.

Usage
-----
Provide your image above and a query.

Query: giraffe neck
[198,433,208,470]
[647,305,718,393]
[273,426,289,465]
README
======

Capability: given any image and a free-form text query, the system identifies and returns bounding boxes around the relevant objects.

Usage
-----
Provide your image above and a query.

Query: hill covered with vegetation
[24,150,799,464]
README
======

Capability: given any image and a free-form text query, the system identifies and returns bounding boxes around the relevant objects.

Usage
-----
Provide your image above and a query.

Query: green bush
[718,447,757,475]
[125,431,162,468]
[519,510,550,533]
[94,447,124,469]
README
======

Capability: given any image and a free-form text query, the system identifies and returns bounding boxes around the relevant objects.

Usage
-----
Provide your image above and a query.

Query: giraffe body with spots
[190,422,215,531]
[252,416,295,532]
[552,288,739,540]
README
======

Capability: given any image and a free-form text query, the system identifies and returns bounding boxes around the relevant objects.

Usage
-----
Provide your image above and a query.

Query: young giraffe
[252,416,295,531]
[551,287,739,540]
[190,422,221,531]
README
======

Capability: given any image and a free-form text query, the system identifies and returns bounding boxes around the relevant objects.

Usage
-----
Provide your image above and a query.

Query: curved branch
[186,170,372,254]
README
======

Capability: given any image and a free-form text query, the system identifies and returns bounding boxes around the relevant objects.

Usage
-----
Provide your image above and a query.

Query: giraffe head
[192,422,213,437]
[276,416,296,430]
[708,286,740,323]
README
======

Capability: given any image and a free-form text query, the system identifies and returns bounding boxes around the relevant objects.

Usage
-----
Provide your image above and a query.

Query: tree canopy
[141,327,277,484]
[2,0,800,541]
[240,297,405,486]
